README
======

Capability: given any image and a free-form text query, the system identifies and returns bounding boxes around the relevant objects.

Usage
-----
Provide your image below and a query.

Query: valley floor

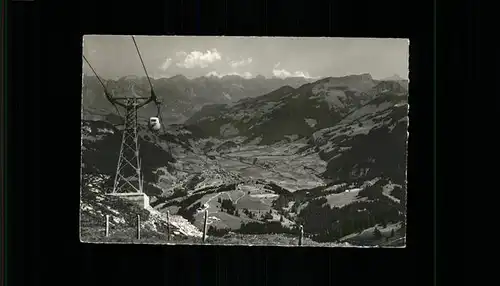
[167,137,327,192]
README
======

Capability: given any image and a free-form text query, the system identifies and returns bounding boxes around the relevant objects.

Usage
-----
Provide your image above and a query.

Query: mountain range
[82,74,317,124]
[80,73,408,246]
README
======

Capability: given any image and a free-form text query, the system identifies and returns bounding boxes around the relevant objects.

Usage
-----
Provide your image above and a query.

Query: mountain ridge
[82,73,318,124]
[184,74,407,145]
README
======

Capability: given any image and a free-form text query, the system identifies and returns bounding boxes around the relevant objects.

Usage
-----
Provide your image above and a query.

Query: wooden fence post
[137,214,141,240]
[298,225,304,246]
[166,211,171,242]
[202,210,208,243]
[105,215,110,237]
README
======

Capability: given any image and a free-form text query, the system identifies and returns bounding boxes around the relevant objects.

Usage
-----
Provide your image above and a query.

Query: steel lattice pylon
[112,98,145,194]
[83,36,160,196]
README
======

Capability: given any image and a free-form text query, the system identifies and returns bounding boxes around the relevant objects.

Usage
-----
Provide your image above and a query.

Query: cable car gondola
[147,95,165,133]
[149,117,161,131]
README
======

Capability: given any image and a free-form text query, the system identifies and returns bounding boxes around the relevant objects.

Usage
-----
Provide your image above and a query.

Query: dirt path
[205,189,246,206]
[196,187,248,225]
[382,184,401,203]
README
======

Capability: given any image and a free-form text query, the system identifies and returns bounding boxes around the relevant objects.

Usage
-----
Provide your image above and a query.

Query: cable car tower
[83,36,163,195]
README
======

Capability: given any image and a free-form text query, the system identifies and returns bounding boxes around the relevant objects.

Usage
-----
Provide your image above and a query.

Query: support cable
[83,55,124,123]
[131,36,168,135]
[131,36,157,108]
[82,55,107,90]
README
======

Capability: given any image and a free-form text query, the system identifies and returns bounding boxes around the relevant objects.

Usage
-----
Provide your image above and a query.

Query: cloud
[176,49,222,68]
[272,67,315,79]
[206,71,253,79]
[176,51,187,57]
[229,57,253,68]
[159,58,172,71]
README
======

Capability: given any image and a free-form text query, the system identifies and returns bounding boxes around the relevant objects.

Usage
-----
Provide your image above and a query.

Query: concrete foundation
[107,192,150,209]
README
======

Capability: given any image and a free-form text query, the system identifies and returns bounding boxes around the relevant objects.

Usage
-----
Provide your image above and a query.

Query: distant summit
[380,74,408,90]
[169,74,188,81]
[382,74,406,81]
[319,73,373,82]
[118,75,140,81]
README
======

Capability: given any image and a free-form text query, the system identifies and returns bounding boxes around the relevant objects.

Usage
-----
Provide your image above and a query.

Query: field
[324,189,367,208]
[168,139,327,193]
[218,143,326,191]
[186,185,283,230]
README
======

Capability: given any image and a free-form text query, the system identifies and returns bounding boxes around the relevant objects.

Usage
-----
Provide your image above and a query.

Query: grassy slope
[80,228,357,247]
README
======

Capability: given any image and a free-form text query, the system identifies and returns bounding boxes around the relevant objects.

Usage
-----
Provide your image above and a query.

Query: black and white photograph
[80,35,409,247]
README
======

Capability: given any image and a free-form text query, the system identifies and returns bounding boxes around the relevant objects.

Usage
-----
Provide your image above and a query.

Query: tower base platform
[107,192,150,209]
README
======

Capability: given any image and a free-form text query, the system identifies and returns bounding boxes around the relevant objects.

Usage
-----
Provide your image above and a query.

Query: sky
[82,36,409,81]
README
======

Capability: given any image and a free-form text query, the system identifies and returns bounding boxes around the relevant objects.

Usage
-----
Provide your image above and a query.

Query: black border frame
[7,0,441,285]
